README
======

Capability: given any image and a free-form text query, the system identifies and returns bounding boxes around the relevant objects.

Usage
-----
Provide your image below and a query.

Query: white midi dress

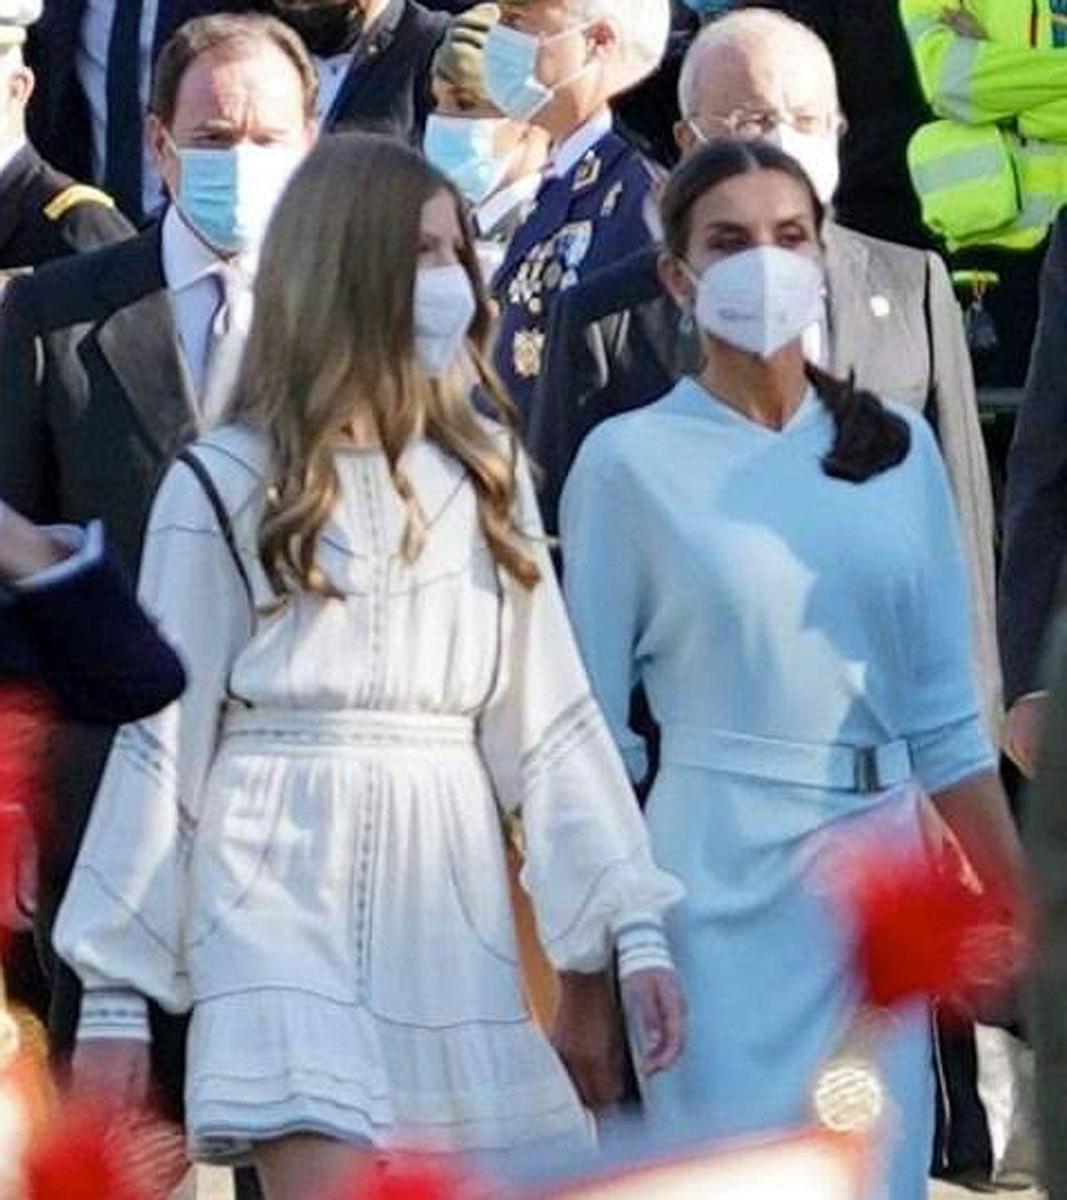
[55,423,682,1162]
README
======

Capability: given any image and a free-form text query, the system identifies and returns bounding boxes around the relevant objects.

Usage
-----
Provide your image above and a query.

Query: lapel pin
[870,295,891,318]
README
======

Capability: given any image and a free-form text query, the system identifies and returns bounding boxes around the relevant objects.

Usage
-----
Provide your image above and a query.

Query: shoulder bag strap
[177,448,255,615]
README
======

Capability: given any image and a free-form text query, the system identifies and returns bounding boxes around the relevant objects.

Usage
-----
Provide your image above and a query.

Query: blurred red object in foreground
[842,841,1028,1013]
[0,684,54,953]
[328,1156,485,1200]
[22,1102,184,1200]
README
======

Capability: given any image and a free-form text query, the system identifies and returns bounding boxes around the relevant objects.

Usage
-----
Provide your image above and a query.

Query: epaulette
[43,184,116,222]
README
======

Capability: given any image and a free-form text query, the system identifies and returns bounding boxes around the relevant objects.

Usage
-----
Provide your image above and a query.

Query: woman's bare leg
[253,1134,365,1200]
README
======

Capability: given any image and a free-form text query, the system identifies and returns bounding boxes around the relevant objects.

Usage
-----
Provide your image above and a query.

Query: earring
[680,309,696,338]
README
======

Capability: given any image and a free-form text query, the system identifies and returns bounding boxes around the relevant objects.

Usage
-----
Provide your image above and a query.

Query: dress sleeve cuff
[77,987,152,1043]
[614,916,674,979]
[13,522,102,592]
[908,713,998,796]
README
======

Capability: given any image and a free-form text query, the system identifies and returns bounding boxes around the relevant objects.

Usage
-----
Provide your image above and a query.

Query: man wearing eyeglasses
[529,5,998,732]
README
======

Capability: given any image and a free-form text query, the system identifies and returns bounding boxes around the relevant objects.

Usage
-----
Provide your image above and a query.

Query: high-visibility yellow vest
[901,0,1067,251]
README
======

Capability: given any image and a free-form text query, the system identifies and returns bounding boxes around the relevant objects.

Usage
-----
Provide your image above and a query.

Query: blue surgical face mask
[680,0,735,19]
[424,114,514,206]
[173,141,303,255]
[483,22,594,123]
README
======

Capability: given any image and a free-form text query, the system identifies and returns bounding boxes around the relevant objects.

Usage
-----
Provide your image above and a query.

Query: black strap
[177,449,255,614]
[922,253,942,440]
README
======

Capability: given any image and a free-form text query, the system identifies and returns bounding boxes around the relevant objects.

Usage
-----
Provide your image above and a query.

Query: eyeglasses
[690,107,845,140]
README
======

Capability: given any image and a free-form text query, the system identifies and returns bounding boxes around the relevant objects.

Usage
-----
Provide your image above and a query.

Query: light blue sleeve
[559,427,650,784]
[903,415,998,794]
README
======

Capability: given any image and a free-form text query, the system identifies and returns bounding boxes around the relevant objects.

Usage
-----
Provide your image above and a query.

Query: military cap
[431,3,501,99]
[0,0,41,46]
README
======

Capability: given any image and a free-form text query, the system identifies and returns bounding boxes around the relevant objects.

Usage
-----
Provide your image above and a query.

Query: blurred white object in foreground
[538,1132,868,1200]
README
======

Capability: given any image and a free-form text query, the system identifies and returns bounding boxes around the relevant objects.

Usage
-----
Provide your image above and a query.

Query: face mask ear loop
[535,18,601,102]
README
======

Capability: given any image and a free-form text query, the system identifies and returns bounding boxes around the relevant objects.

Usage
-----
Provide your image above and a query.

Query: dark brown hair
[150,12,319,125]
[661,138,910,484]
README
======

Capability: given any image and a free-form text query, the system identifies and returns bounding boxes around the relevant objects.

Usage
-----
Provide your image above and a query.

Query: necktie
[201,268,250,427]
[104,0,148,222]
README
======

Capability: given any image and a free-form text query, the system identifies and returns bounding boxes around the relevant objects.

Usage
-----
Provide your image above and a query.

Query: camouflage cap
[431,3,501,101]
[0,0,41,46]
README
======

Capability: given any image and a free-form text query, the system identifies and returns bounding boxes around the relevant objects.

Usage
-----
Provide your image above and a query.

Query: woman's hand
[0,500,69,584]
[621,967,686,1078]
[1002,694,1048,780]
[70,1038,152,1109]
[551,971,627,1109]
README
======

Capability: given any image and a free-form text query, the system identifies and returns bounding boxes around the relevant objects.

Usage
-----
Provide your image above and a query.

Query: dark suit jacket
[0,224,199,569]
[0,534,185,725]
[325,0,447,147]
[0,144,133,271]
[1026,610,1067,1200]
[25,0,259,203]
[1000,213,1067,707]
[530,221,1001,723]
[0,225,201,1102]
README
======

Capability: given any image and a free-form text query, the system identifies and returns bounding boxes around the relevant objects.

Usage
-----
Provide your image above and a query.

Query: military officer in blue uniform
[0,0,131,271]
[484,0,670,418]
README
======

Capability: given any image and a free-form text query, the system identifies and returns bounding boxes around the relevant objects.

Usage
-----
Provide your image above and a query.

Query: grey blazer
[1025,611,1067,1200]
[530,222,1000,727]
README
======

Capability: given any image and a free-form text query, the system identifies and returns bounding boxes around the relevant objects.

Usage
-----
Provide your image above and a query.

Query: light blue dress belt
[661,725,914,795]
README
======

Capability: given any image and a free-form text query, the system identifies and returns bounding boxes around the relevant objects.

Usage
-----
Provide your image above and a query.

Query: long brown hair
[661,139,910,484]
[227,133,540,598]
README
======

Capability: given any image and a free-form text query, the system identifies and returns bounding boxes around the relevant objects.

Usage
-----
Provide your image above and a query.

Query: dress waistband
[661,725,913,795]
[222,707,477,751]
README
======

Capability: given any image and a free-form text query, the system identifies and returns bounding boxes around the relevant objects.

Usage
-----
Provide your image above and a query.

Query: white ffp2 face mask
[691,246,825,360]
[765,125,841,205]
[413,264,477,378]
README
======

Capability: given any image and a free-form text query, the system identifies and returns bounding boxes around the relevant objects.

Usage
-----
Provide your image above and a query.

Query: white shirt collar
[0,137,27,180]
[474,171,542,238]
[547,108,613,180]
[160,205,255,294]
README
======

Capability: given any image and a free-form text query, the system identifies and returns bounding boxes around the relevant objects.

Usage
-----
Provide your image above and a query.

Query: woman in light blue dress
[559,141,1025,1200]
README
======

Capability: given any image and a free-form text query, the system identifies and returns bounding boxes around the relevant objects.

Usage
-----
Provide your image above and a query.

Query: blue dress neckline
[661,376,822,438]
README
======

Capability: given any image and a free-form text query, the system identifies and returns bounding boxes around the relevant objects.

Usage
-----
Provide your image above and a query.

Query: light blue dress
[560,378,996,1200]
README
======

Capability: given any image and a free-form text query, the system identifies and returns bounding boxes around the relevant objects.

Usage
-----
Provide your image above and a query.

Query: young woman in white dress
[55,133,685,1200]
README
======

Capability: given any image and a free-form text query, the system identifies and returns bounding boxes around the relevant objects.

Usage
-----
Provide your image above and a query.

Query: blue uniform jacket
[0,531,185,725]
[491,129,658,420]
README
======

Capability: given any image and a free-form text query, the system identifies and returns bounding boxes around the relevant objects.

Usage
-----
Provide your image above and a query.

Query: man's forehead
[175,45,304,111]
[499,0,568,27]
[694,39,835,115]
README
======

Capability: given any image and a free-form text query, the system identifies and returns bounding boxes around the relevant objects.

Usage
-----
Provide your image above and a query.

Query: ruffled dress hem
[185,988,590,1165]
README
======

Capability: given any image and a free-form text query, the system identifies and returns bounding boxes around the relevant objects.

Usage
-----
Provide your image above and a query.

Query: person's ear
[658,250,696,311]
[146,113,178,194]
[587,17,618,62]
[675,118,698,159]
[9,64,33,110]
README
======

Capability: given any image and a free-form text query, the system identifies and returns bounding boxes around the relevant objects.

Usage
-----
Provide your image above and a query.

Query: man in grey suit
[529,6,1000,730]
[0,9,316,1138]
[1000,212,1067,780]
